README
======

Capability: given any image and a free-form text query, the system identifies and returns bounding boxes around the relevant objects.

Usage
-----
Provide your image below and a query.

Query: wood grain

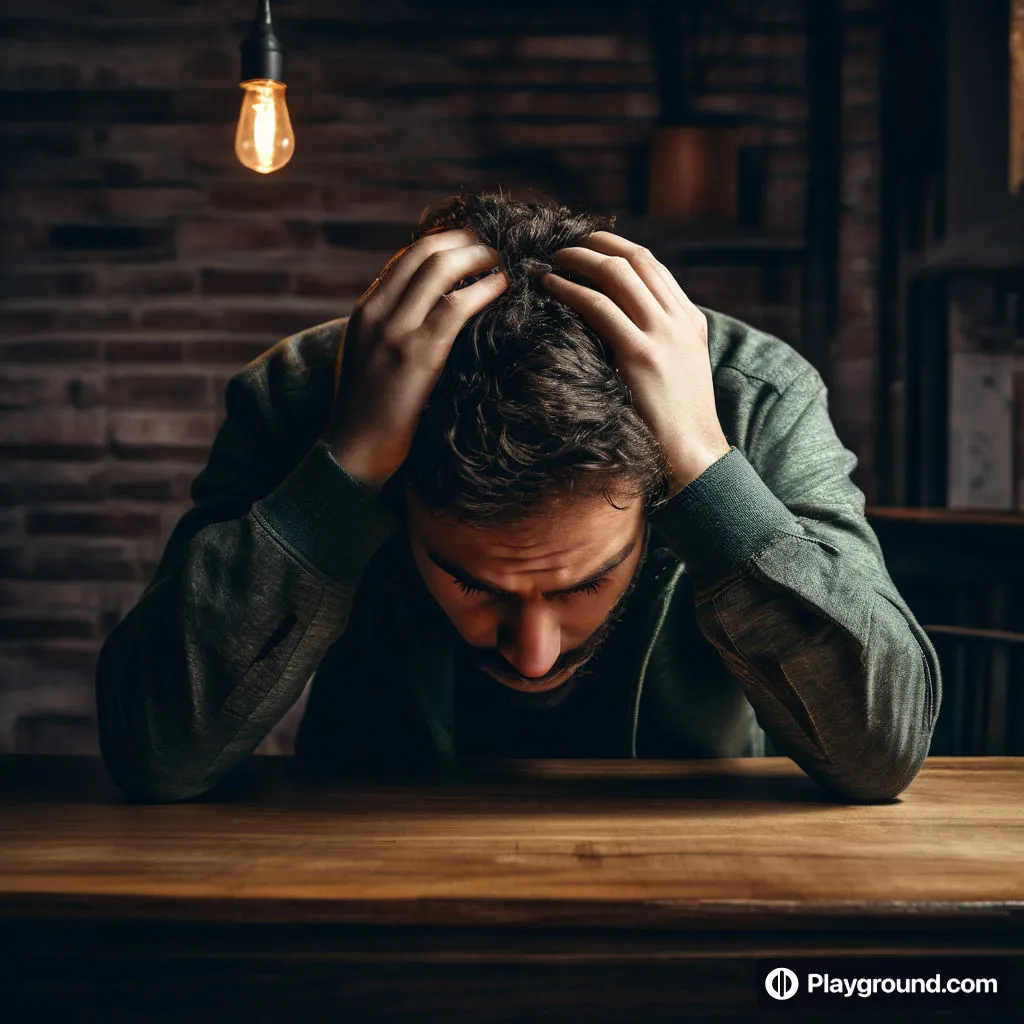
[866,506,1024,527]
[1,755,1022,931]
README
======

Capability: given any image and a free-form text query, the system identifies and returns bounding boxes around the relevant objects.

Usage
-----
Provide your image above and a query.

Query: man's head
[397,190,669,690]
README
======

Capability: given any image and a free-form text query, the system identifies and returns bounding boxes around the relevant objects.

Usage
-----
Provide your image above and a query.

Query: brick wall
[0,0,879,754]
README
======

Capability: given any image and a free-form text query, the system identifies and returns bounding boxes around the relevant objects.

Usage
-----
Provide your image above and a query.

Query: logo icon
[765,967,800,1000]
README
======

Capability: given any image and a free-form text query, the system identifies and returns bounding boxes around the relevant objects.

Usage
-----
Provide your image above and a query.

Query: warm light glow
[234,79,294,174]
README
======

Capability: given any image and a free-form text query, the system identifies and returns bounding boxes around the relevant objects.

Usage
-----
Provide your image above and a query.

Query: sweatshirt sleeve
[649,367,941,802]
[95,370,399,804]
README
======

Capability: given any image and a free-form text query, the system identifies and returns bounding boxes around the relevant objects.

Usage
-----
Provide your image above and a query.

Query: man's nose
[499,599,561,679]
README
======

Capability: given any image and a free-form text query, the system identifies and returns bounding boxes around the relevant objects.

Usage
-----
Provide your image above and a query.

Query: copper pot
[647,124,739,222]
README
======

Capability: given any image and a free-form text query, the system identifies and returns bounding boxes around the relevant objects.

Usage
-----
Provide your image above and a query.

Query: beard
[461,522,651,707]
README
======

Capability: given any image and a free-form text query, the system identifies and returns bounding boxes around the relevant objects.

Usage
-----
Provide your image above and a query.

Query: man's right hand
[327,228,509,493]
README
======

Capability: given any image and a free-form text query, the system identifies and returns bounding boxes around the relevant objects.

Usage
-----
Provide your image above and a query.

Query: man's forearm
[694,566,937,801]
[96,440,398,803]
[651,447,941,802]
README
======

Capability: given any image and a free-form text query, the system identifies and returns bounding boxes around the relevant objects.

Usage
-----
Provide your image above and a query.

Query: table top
[1,755,1022,932]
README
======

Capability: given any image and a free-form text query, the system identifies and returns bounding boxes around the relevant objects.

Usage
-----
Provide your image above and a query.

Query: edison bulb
[235,79,294,174]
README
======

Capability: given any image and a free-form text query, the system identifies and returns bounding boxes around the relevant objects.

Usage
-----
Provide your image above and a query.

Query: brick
[321,221,416,250]
[0,617,95,641]
[177,219,318,253]
[8,187,200,221]
[27,509,163,538]
[321,185,429,219]
[3,340,102,364]
[762,176,806,232]
[0,374,67,410]
[13,710,99,754]
[841,283,877,320]
[220,309,333,337]
[492,122,628,148]
[0,410,106,460]
[0,309,54,333]
[53,308,134,332]
[137,307,222,331]
[831,322,877,361]
[49,223,174,255]
[0,509,22,543]
[100,268,196,298]
[104,470,194,502]
[106,373,211,408]
[106,340,184,363]
[25,642,103,674]
[32,541,151,581]
[842,148,879,210]
[0,546,29,577]
[0,464,102,505]
[294,270,368,299]
[208,183,324,214]
[201,269,291,297]
[840,215,880,256]
[486,90,659,120]
[843,105,878,144]
[1,271,95,299]
[184,339,275,365]
[828,357,876,430]
[736,32,805,57]
[571,65,654,87]
[109,410,218,460]
[180,49,235,83]
[514,36,621,61]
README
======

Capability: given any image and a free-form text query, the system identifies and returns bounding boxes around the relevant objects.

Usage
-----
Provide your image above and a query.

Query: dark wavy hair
[398,189,670,524]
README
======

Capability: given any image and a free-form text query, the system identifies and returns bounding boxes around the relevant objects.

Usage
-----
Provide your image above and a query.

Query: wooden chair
[925,625,1024,755]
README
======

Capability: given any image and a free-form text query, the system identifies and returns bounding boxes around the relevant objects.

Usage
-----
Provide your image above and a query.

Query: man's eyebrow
[427,534,639,598]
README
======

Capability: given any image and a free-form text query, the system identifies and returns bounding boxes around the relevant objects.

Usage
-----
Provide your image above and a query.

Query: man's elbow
[818,732,931,804]
[101,753,216,804]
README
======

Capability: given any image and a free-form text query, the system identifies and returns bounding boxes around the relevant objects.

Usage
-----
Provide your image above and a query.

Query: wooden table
[1,755,1022,1022]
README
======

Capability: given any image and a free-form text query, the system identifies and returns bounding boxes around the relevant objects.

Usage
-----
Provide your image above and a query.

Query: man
[95,190,941,804]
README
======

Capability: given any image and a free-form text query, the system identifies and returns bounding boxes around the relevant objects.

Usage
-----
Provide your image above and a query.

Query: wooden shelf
[611,216,805,266]
[866,505,1024,527]
[902,202,1024,279]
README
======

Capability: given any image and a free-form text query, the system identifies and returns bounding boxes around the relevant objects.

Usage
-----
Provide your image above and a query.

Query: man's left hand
[539,230,730,496]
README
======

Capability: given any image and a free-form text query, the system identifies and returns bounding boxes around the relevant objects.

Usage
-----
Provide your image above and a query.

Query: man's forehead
[407,491,645,595]
[407,490,641,546]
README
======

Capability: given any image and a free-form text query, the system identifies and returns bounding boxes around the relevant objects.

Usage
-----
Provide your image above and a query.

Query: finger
[363,228,480,317]
[391,242,504,331]
[583,230,688,314]
[421,268,510,342]
[538,272,645,353]
[547,246,663,331]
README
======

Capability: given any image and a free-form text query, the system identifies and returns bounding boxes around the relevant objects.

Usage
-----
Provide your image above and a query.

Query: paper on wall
[948,352,1015,509]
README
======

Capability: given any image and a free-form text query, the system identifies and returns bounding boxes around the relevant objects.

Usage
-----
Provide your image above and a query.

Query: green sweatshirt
[95,308,941,804]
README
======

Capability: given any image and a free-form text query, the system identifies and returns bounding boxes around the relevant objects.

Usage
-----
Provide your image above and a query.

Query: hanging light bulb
[235,0,294,174]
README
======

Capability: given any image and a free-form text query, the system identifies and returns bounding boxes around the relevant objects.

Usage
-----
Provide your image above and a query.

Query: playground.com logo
[765,967,800,1000]
[757,957,1008,1014]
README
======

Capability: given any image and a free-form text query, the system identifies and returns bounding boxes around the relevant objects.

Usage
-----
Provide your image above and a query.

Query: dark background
[0,0,1020,755]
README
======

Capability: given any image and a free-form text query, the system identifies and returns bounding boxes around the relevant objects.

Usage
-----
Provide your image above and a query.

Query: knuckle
[437,289,464,311]
[633,244,657,265]
[421,250,449,274]
[378,322,409,351]
[592,293,619,318]
[379,338,412,370]
[693,308,708,339]
[601,254,630,272]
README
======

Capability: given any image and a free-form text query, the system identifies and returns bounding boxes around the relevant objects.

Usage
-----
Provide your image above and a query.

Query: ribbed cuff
[650,447,800,590]
[254,439,400,589]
